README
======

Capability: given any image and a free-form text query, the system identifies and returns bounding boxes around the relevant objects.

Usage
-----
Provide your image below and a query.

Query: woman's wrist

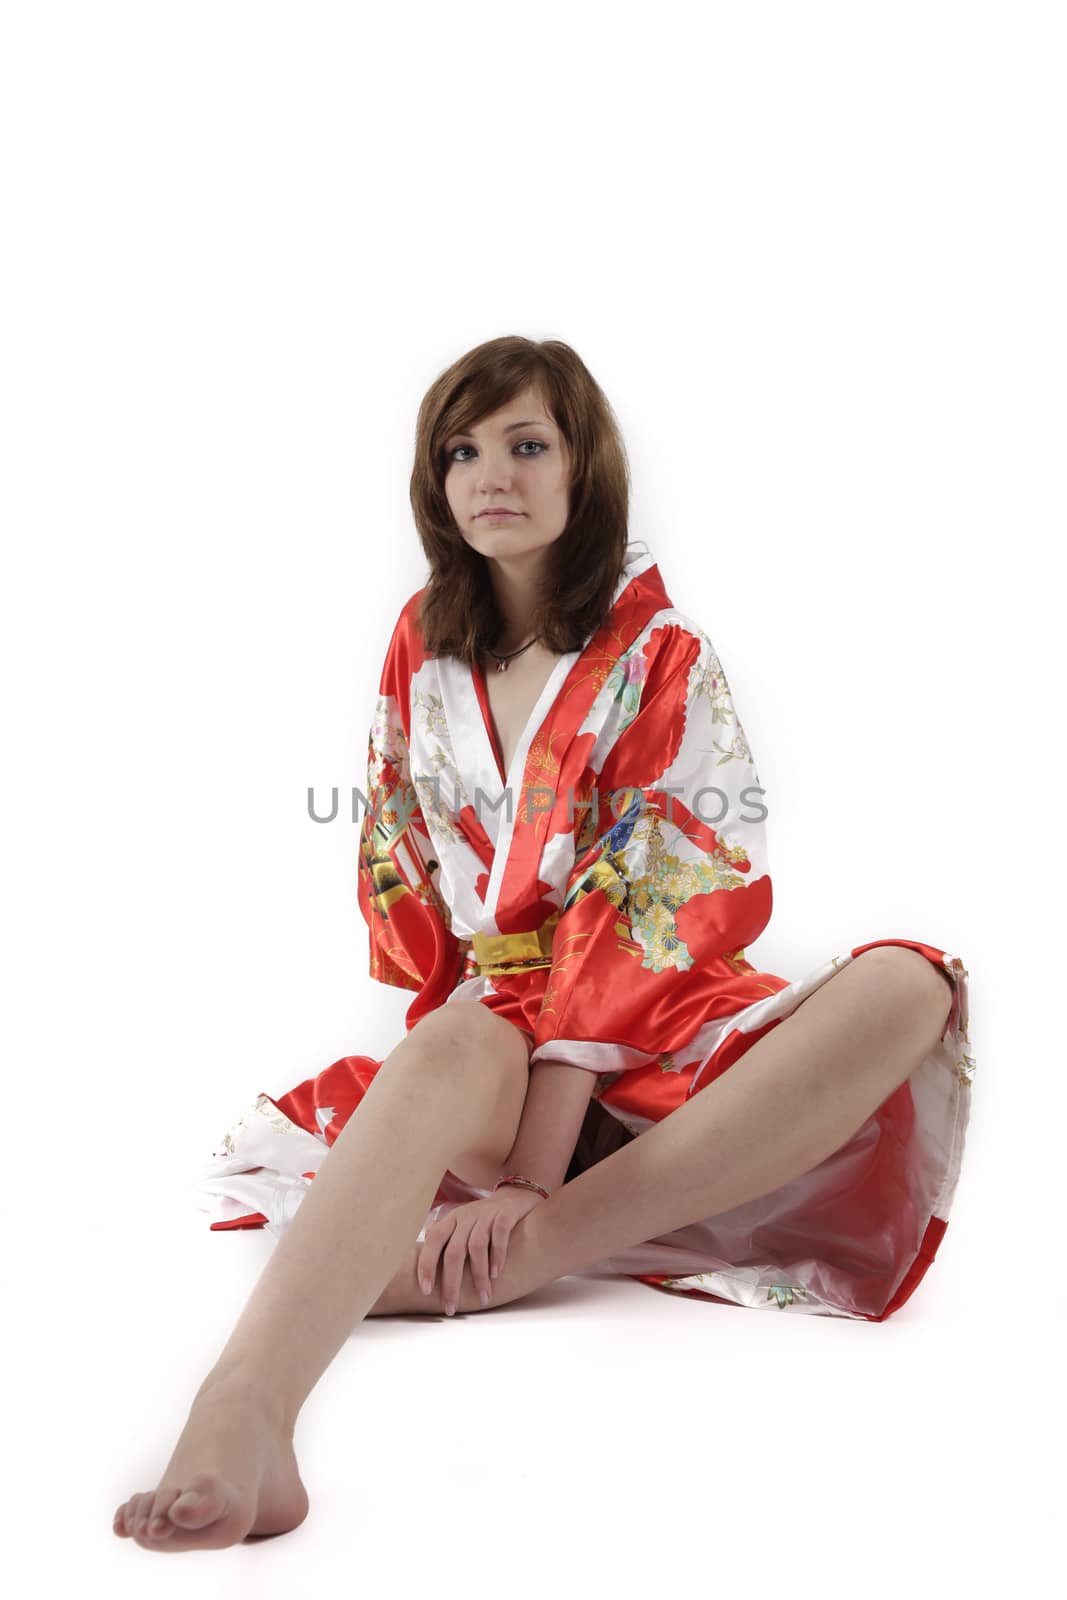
[493,1173,550,1200]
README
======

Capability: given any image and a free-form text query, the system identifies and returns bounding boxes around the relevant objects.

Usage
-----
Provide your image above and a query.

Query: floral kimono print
[193,542,974,1322]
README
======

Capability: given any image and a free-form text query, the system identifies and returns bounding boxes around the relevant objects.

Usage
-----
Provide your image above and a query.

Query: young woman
[114,336,973,1551]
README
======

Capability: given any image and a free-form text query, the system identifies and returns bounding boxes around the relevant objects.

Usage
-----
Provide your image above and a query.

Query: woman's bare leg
[369,948,956,1316]
[112,1002,529,1553]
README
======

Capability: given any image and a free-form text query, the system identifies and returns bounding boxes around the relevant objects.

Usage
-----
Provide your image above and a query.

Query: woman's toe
[149,1489,182,1536]
[144,1494,173,1539]
[170,1473,228,1529]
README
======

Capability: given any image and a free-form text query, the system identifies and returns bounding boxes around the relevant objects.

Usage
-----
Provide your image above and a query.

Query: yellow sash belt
[470,918,558,976]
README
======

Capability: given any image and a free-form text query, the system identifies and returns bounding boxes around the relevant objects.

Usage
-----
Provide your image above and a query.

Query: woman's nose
[477,461,514,491]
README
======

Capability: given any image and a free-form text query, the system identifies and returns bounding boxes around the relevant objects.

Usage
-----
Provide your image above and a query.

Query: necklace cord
[485,637,537,673]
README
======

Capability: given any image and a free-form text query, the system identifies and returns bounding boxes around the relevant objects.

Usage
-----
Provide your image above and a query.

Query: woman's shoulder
[383,588,431,650]
[640,605,716,662]
[375,589,435,695]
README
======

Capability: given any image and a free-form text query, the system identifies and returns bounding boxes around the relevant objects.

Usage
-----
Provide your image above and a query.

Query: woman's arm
[504,1058,598,1193]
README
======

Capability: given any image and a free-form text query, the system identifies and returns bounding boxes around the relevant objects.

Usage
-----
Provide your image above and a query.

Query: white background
[2,2,1062,1593]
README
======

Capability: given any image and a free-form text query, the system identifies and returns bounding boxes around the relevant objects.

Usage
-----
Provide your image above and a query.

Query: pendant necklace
[486,637,537,673]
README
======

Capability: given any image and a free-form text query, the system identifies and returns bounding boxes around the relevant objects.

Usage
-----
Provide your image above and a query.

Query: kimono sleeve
[530,621,773,1074]
[356,608,465,1023]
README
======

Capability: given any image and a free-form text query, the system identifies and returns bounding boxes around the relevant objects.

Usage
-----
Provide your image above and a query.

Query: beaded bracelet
[493,1174,549,1200]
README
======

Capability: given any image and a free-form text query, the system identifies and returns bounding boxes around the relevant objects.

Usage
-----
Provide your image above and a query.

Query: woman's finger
[468,1222,494,1306]
[441,1230,471,1316]
[419,1216,454,1296]
[490,1215,512,1281]
[417,1243,435,1296]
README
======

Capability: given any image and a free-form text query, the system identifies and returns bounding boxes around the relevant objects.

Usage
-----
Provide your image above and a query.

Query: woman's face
[443,384,572,564]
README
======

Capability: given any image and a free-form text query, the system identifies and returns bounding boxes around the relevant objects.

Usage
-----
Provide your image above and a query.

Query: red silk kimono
[193,542,974,1322]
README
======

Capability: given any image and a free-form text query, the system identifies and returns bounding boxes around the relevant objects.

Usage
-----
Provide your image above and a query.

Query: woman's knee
[853,946,954,1029]
[401,1000,531,1080]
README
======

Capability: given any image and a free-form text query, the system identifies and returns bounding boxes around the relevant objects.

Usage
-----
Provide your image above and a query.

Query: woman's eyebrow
[448,419,551,440]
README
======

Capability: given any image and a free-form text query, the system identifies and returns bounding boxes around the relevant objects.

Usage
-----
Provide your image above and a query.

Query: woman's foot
[112,1375,309,1552]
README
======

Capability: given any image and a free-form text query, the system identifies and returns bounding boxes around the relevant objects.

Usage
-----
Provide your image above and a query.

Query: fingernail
[491,1265,498,1278]
[445,1301,455,1316]
[479,1290,489,1306]
[420,1279,430,1295]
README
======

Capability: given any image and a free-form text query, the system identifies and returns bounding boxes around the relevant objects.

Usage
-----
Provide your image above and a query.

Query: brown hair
[410,336,632,665]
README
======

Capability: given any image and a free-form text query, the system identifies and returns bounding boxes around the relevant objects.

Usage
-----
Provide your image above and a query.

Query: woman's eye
[447,440,547,463]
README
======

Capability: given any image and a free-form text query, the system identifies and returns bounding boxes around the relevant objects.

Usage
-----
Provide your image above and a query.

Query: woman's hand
[418,1186,546,1314]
